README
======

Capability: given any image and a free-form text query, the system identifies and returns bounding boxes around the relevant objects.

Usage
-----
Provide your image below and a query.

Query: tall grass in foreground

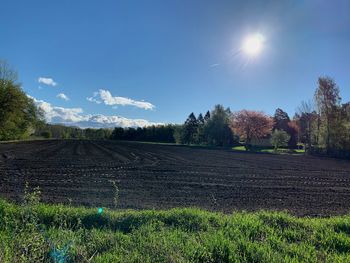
[1,194,350,262]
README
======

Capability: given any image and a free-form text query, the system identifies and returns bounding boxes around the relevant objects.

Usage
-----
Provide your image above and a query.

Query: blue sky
[1,0,350,127]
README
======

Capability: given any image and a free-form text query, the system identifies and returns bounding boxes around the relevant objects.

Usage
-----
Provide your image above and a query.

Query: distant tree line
[34,123,176,143]
[34,124,112,140]
[110,125,176,143]
[1,60,350,158]
[172,76,350,158]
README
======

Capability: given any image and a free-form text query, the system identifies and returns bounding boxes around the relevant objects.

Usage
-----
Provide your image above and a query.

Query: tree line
[34,123,177,143]
[1,60,350,158]
[176,75,350,158]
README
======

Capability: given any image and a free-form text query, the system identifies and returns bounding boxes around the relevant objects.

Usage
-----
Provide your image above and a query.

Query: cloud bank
[87,89,155,110]
[29,96,161,128]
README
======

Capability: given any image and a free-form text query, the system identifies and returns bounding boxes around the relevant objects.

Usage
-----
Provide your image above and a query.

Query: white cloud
[29,95,83,122]
[38,77,57,86]
[86,92,102,104]
[87,89,155,110]
[74,115,162,128]
[28,95,161,128]
[57,93,69,101]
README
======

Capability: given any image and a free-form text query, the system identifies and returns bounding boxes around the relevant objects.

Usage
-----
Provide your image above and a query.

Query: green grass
[1,198,350,262]
[232,145,246,151]
[232,145,305,155]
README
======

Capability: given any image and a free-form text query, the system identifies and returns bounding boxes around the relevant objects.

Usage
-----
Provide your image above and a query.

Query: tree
[197,113,204,125]
[273,108,299,147]
[273,108,290,132]
[287,120,299,148]
[203,105,235,146]
[340,102,350,151]
[296,100,317,151]
[40,131,52,139]
[111,127,125,140]
[314,76,341,152]
[182,113,198,144]
[204,111,211,123]
[109,125,175,143]
[173,125,184,144]
[0,60,43,140]
[270,130,290,150]
[197,113,205,144]
[231,110,273,150]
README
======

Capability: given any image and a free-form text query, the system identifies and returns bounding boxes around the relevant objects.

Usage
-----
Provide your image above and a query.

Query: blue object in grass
[98,207,103,214]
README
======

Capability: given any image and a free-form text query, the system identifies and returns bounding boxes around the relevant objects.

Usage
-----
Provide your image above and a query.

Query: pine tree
[183,113,198,144]
[204,111,211,122]
[273,108,290,132]
[197,113,204,125]
[197,113,205,144]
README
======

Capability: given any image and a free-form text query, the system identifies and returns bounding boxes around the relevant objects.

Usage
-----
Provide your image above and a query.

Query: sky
[1,0,350,128]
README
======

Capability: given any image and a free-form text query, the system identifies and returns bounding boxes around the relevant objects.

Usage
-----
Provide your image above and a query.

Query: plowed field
[1,140,350,216]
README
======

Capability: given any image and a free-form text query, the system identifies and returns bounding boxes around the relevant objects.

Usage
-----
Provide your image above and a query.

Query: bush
[271,130,290,150]
[40,131,52,139]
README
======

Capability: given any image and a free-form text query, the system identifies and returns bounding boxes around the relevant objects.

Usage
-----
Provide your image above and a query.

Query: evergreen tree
[197,113,205,144]
[273,108,290,131]
[197,113,204,125]
[182,113,198,144]
[204,111,211,122]
[204,105,234,146]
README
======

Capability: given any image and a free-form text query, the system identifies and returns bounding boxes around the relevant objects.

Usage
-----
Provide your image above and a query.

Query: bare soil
[1,139,350,216]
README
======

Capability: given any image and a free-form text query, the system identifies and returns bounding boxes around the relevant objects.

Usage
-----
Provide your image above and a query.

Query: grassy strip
[1,198,350,262]
[232,145,305,154]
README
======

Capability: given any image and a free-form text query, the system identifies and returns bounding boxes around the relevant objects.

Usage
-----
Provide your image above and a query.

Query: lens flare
[242,33,265,56]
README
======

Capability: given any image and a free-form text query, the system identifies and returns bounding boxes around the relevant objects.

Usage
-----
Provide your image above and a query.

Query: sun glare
[242,33,264,56]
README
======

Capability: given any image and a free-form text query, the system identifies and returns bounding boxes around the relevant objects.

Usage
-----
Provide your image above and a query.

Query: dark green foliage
[35,124,112,140]
[110,125,176,143]
[85,128,112,140]
[273,108,298,148]
[181,113,199,144]
[295,76,350,158]
[36,124,176,143]
[0,60,44,141]
[203,105,235,146]
[270,130,290,150]
[204,111,211,122]
[40,131,52,139]
[314,76,341,153]
[175,105,236,147]
[197,113,206,144]
[273,108,290,132]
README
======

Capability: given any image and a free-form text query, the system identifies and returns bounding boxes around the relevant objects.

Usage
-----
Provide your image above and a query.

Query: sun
[242,33,265,56]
